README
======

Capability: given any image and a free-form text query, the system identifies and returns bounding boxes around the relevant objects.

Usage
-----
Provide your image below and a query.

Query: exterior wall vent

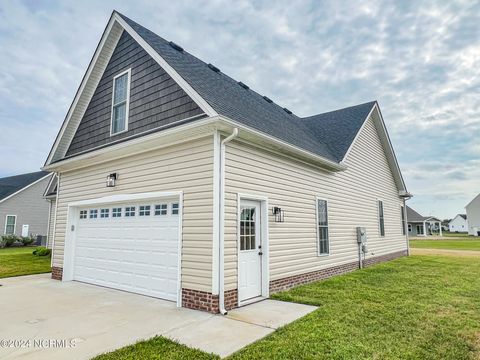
[169,41,184,52]
[238,81,249,90]
[208,63,221,73]
[263,96,273,103]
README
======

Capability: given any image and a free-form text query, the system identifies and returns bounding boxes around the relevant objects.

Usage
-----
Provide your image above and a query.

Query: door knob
[258,251,263,256]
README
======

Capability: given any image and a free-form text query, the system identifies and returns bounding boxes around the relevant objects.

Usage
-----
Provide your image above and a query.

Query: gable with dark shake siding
[66,31,205,157]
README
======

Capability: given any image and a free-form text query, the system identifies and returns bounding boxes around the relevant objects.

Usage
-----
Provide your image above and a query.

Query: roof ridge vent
[207,63,220,72]
[169,41,184,52]
[283,107,292,115]
[262,96,273,103]
[238,81,249,90]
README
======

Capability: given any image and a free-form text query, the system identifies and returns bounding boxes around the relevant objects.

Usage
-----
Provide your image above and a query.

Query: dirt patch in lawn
[411,248,480,257]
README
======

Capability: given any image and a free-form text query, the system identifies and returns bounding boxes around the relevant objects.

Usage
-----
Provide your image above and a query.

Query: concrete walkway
[0,274,317,359]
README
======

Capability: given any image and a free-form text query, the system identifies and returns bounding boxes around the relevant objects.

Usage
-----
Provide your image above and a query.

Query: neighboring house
[0,171,52,239]
[448,214,468,233]
[43,11,411,313]
[406,206,442,237]
[466,194,480,236]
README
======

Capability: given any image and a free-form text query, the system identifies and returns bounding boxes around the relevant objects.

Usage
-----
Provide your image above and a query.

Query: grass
[0,247,51,278]
[93,336,216,360]
[93,255,480,360]
[410,238,480,251]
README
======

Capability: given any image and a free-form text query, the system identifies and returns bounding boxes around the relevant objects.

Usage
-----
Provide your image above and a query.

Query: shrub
[1,235,19,248]
[33,246,51,256]
[20,236,35,246]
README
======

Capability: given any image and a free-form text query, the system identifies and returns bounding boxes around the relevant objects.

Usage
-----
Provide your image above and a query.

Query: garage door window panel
[155,204,167,216]
[112,208,122,218]
[100,209,110,218]
[89,209,98,219]
[125,207,135,217]
[139,205,151,216]
[172,203,179,215]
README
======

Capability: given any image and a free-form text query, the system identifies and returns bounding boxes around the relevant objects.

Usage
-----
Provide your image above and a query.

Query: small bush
[1,235,19,248]
[33,246,51,256]
[20,236,35,246]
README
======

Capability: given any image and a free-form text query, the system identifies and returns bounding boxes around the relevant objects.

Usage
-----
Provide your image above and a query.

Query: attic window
[283,108,292,115]
[238,82,249,90]
[208,63,220,72]
[263,96,273,103]
[110,69,131,135]
[169,41,183,52]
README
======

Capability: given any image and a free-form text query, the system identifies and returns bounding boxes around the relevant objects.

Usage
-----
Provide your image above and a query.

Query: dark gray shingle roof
[118,13,376,163]
[0,171,49,201]
[406,206,427,222]
[459,214,467,220]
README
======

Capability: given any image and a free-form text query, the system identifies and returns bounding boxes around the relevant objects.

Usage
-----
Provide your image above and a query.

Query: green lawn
[410,238,480,251]
[0,247,51,278]
[93,256,480,360]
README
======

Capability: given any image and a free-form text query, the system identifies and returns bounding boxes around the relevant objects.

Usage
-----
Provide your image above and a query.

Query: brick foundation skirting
[182,288,238,313]
[270,250,407,294]
[51,266,63,280]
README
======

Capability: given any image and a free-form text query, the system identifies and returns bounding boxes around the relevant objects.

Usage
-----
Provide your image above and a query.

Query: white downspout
[218,128,238,315]
[402,199,409,256]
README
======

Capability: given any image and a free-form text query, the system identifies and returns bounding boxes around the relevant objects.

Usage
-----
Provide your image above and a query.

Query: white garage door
[73,199,180,301]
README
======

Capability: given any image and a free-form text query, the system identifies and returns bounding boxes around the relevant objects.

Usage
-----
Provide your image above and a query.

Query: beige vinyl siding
[47,199,56,248]
[224,116,406,290]
[53,136,214,292]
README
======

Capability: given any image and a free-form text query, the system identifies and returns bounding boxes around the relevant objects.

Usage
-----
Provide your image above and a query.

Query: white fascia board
[113,12,218,117]
[214,115,347,172]
[43,173,58,198]
[45,13,120,166]
[0,174,52,205]
[44,115,347,173]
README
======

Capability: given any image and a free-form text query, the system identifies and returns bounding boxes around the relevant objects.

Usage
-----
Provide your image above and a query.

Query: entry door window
[417,225,424,235]
[240,207,256,251]
[5,215,16,234]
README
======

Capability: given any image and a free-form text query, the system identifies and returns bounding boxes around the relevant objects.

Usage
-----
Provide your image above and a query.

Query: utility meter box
[356,227,367,244]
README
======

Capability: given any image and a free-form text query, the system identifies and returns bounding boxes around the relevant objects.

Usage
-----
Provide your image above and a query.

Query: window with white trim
[171,203,179,215]
[125,206,135,217]
[5,215,16,235]
[89,209,98,219]
[401,206,406,235]
[112,207,122,218]
[79,210,87,219]
[317,199,329,255]
[100,208,109,218]
[111,69,130,135]
[139,205,151,216]
[154,204,167,216]
[378,200,385,236]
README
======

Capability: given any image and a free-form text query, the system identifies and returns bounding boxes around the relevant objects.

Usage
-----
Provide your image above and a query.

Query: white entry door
[72,199,180,301]
[238,200,262,302]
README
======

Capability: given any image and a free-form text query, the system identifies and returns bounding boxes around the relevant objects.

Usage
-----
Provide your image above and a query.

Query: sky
[0,0,478,219]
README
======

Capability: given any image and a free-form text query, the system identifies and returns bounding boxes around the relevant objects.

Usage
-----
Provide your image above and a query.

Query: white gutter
[218,128,238,315]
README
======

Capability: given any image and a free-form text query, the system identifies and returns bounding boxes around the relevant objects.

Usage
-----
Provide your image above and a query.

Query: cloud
[0,0,478,218]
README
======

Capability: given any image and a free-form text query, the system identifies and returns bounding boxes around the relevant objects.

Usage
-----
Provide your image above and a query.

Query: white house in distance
[448,214,468,233]
[466,194,480,236]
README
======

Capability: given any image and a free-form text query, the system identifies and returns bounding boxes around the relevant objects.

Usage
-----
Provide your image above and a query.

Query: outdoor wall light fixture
[106,173,117,187]
[272,206,285,223]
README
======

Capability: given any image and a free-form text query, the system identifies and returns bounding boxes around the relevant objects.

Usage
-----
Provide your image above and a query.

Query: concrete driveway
[0,274,316,359]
